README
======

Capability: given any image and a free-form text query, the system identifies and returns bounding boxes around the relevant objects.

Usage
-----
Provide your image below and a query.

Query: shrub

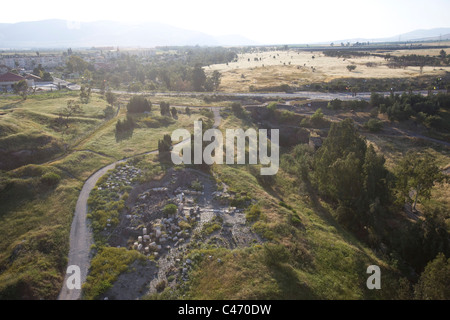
[163,204,178,216]
[155,280,166,292]
[262,243,289,266]
[41,172,61,186]
[231,102,244,117]
[191,179,203,191]
[127,96,151,113]
[245,205,261,222]
[365,119,383,132]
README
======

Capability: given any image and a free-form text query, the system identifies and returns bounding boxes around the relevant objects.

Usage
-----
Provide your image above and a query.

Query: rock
[143,228,147,235]
[217,258,222,263]
[186,259,192,265]
[173,236,178,242]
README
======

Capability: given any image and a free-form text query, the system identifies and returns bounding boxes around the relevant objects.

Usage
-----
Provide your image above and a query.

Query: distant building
[0,72,25,91]
[24,73,42,86]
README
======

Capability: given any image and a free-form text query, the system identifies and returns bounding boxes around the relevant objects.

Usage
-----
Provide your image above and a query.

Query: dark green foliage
[314,119,391,232]
[245,205,261,222]
[414,253,450,300]
[396,208,449,274]
[395,152,446,210]
[40,172,61,187]
[371,92,449,125]
[105,90,116,106]
[170,107,177,118]
[163,204,178,216]
[158,134,172,159]
[103,105,115,119]
[160,101,170,116]
[115,115,134,133]
[231,102,244,117]
[127,96,151,113]
[262,243,289,266]
[364,118,383,132]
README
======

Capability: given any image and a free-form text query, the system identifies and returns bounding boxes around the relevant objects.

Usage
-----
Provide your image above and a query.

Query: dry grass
[205,50,450,92]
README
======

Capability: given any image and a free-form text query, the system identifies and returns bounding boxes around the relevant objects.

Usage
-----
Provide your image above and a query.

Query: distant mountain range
[0,19,257,49]
[331,28,450,45]
[0,20,449,49]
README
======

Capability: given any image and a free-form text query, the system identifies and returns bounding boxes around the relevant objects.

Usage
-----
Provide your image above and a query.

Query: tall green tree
[414,252,450,300]
[191,66,206,91]
[396,152,446,211]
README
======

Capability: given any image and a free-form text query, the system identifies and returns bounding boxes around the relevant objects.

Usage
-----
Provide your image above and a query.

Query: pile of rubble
[98,164,141,191]
[131,201,202,258]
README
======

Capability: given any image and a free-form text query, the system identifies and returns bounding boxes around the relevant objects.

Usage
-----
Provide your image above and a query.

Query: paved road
[58,106,221,300]
[98,88,444,102]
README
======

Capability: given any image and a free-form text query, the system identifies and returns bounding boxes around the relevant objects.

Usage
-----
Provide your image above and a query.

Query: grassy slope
[159,112,400,300]
[0,92,207,299]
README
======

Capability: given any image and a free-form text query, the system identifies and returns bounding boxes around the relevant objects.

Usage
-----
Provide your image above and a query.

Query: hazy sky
[2,0,449,44]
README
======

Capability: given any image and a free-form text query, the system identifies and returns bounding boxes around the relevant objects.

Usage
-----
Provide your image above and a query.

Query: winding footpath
[58,108,221,300]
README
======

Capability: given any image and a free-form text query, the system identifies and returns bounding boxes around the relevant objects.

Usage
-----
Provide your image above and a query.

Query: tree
[346,65,357,72]
[127,96,151,113]
[211,70,221,90]
[231,102,244,117]
[66,55,88,74]
[171,107,178,118]
[396,152,446,211]
[79,86,90,104]
[55,100,82,133]
[160,101,171,116]
[414,253,450,300]
[105,90,117,107]
[310,108,324,125]
[314,119,367,205]
[185,107,191,116]
[158,134,172,160]
[191,66,206,91]
[13,80,28,100]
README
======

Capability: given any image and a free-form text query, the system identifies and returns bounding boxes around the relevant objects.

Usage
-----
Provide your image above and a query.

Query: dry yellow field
[205,49,450,92]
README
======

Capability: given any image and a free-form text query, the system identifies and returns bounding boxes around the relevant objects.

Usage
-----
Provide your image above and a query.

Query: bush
[163,204,178,216]
[262,243,289,266]
[267,102,277,112]
[365,119,383,132]
[155,280,166,292]
[127,96,151,113]
[231,102,244,117]
[191,179,203,191]
[41,172,61,186]
[245,205,261,222]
